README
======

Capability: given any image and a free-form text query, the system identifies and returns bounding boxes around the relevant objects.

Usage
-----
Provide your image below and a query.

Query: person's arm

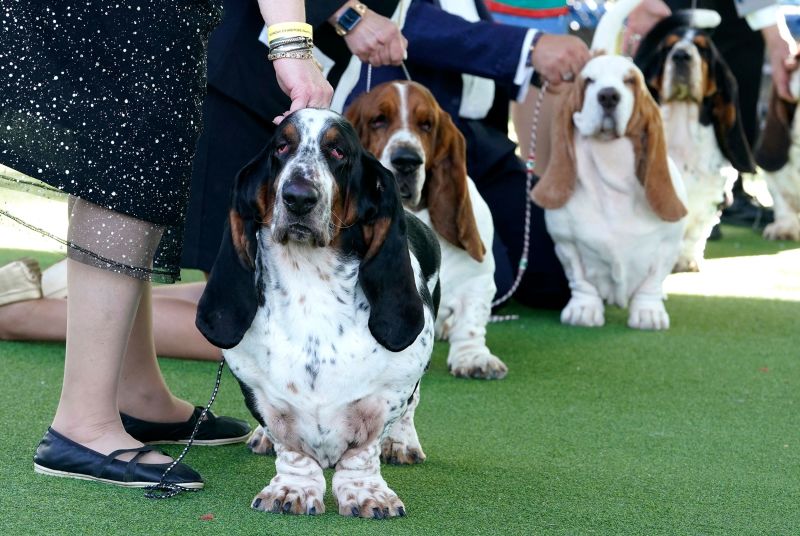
[257,0,334,123]
[328,1,407,66]
[760,16,798,102]
[403,2,588,89]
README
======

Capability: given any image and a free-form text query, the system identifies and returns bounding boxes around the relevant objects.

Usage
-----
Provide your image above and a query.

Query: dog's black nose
[672,49,691,64]
[597,87,621,111]
[283,181,319,215]
[391,148,423,176]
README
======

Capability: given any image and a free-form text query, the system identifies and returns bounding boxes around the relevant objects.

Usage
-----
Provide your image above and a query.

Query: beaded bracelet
[267,50,315,61]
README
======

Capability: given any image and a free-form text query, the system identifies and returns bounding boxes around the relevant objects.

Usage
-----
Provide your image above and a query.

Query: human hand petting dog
[272,58,334,124]
[330,1,407,66]
[530,34,590,87]
[763,22,799,102]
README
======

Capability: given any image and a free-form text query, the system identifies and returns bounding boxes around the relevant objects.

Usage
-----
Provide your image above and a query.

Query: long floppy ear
[426,109,485,262]
[356,151,425,352]
[627,76,688,222]
[530,81,583,209]
[755,86,797,172]
[703,44,756,173]
[344,91,371,143]
[195,146,274,349]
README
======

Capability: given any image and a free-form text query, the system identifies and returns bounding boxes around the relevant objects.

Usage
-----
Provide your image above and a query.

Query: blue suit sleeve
[404,2,530,86]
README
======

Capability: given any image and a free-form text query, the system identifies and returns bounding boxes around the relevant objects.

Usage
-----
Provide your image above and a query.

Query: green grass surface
[1,226,799,535]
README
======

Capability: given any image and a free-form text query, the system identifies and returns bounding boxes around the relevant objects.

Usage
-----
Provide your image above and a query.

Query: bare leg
[0,290,220,361]
[50,259,169,463]
[117,283,195,422]
[49,198,172,462]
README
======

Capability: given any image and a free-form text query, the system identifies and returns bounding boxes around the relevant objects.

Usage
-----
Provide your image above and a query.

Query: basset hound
[754,65,800,241]
[345,80,507,380]
[531,54,688,330]
[196,109,441,518]
[635,12,756,271]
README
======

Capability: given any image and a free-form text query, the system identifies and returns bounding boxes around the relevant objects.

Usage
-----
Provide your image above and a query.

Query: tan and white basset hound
[346,80,507,380]
[531,53,688,330]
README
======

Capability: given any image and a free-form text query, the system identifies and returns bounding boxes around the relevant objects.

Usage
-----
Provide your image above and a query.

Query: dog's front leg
[554,243,605,327]
[251,444,326,515]
[381,385,425,465]
[333,443,406,518]
[443,275,507,380]
[628,268,671,331]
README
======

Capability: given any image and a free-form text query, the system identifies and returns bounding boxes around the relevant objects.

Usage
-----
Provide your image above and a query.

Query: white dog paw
[628,301,670,330]
[247,425,275,456]
[673,256,700,273]
[380,432,426,465]
[560,297,605,327]
[763,220,800,241]
[251,475,325,515]
[448,347,508,380]
[335,477,406,519]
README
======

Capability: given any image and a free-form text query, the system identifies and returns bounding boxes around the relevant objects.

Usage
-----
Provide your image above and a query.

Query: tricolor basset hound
[196,109,441,518]
[531,54,688,330]
[754,65,800,241]
[345,81,507,380]
[635,13,756,271]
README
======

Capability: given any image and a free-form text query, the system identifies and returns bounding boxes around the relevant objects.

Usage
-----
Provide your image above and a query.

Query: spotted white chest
[224,232,435,469]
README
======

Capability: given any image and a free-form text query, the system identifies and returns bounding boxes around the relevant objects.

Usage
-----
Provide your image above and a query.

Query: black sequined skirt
[0,0,222,282]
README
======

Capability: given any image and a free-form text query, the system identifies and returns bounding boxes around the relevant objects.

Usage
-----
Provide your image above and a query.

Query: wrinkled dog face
[270,109,361,246]
[573,55,639,140]
[661,31,710,103]
[354,82,440,209]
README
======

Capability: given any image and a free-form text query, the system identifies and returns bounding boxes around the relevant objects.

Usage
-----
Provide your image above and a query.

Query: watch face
[338,7,363,32]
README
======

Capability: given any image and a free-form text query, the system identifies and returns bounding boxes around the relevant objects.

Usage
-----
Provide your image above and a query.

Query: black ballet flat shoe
[33,428,203,489]
[121,406,251,446]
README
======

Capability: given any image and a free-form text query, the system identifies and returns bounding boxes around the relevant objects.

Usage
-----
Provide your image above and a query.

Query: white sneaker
[0,258,42,306]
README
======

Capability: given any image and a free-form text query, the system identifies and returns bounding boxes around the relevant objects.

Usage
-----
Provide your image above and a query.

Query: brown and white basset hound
[634,12,756,270]
[754,62,800,241]
[531,54,687,330]
[196,109,441,518]
[346,80,507,380]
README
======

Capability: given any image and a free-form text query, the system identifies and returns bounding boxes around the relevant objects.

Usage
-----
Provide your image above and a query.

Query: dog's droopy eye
[584,77,594,86]
[276,142,289,155]
[329,146,344,160]
[370,115,387,129]
[419,121,432,133]
[624,77,636,85]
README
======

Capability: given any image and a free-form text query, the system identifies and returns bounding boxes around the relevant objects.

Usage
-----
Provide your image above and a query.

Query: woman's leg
[49,198,173,461]
[50,258,169,463]
[0,280,218,360]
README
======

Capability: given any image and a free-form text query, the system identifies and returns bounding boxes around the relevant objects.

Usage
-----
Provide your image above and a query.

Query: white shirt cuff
[746,5,780,30]
[514,29,538,102]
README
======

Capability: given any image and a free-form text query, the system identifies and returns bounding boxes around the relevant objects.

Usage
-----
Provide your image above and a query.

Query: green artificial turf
[1,226,799,535]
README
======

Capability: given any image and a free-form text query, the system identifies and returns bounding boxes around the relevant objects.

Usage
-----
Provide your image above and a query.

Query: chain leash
[143,357,226,499]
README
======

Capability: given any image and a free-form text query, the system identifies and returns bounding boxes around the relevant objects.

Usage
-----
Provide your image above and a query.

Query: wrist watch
[334,2,367,36]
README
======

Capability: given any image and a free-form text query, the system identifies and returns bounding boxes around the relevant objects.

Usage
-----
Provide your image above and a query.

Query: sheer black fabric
[0,0,222,282]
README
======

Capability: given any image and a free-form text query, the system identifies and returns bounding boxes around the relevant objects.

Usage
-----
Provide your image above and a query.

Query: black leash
[144,356,226,499]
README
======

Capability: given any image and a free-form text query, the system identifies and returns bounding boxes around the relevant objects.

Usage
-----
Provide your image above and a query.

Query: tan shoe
[0,257,42,307]
[42,258,67,299]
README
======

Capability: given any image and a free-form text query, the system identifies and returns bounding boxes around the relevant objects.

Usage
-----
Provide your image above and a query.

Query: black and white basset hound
[196,108,440,518]
[635,12,755,271]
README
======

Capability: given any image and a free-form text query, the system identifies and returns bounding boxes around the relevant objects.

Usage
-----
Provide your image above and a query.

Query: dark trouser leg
[181,88,275,272]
